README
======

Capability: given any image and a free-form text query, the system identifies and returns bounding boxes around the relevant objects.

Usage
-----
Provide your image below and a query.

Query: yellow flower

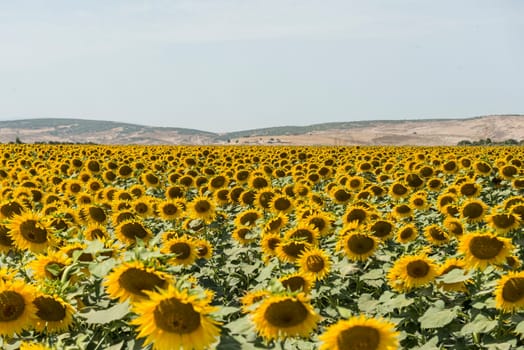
[458,232,514,270]
[396,224,418,244]
[33,293,75,333]
[387,254,438,292]
[7,211,57,253]
[494,271,524,313]
[104,261,170,303]
[319,314,399,350]
[0,279,38,337]
[115,219,152,245]
[279,272,314,294]
[337,232,379,262]
[131,284,221,350]
[251,292,320,341]
[297,247,332,281]
[460,199,488,224]
[188,195,216,223]
[161,235,198,266]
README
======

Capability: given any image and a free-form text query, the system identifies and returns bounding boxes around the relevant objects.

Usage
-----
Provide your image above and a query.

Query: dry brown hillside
[0,115,522,146]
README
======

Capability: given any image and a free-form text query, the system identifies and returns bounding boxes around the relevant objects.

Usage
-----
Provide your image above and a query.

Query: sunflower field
[0,144,523,350]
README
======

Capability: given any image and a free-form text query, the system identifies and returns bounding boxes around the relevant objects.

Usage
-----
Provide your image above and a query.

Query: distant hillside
[0,115,522,146]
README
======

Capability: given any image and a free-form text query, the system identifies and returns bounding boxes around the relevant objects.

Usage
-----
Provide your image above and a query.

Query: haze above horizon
[0,0,522,133]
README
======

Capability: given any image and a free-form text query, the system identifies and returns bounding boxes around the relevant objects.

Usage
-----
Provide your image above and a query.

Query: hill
[0,115,522,146]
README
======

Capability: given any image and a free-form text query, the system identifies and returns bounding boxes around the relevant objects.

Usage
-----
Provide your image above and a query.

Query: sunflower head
[104,261,170,302]
[250,292,320,341]
[387,254,438,292]
[458,231,514,270]
[8,211,57,253]
[494,271,524,313]
[297,247,331,281]
[131,284,221,350]
[33,294,75,333]
[319,314,399,350]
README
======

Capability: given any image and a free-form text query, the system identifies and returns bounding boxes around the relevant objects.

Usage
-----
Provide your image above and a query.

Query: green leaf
[381,293,413,312]
[361,268,383,280]
[438,268,473,284]
[419,306,457,329]
[225,315,254,334]
[414,336,439,350]
[82,301,130,324]
[514,320,524,336]
[358,294,380,313]
[460,315,497,334]
[89,257,117,278]
[336,306,353,318]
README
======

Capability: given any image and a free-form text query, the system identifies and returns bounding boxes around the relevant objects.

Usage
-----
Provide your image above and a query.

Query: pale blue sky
[0,0,522,132]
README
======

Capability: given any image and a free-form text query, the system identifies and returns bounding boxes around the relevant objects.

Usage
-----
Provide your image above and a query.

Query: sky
[0,0,522,133]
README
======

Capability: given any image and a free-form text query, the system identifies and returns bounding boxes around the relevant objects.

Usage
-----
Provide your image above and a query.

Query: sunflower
[337,232,379,262]
[424,224,450,246]
[387,254,438,292]
[263,213,289,234]
[0,199,24,219]
[391,204,413,220]
[342,205,374,226]
[305,211,334,237]
[297,247,331,281]
[319,314,399,350]
[157,199,185,221]
[499,164,518,180]
[8,211,56,253]
[232,226,258,245]
[484,211,521,235]
[78,204,108,224]
[369,219,395,240]
[396,224,418,244]
[456,180,482,198]
[443,217,465,237]
[330,186,353,204]
[83,222,109,241]
[161,235,198,266]
[270,194,295,214]
[115,219,152,245]
[0,223,15,253]
[276,239,312,263]
[131,197,155,217]
[437,193,457,214]
[254,188,276,210]
[473,161,492,176]
[188,195,216,224]
[235,209,263,228]
[33,293,75,333]
[458,232,514,270]
[0,279,38,336]
[131,284,221,350]
[512,177,524,190]
[437,258,470,292]
[426,177,443,192]
[494,271,524,312]
[241,290,270,313]
[28,251,71,281]
[284,223,319,245]
[460,199,488,224]
[279,272,314,294]
[251,292,320,341]
[389,182,410,200]
[104,261,171,302]
[441,159,458,174]
[194,238,213,260]
[261,233,282,261]
[213,188,231,206]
